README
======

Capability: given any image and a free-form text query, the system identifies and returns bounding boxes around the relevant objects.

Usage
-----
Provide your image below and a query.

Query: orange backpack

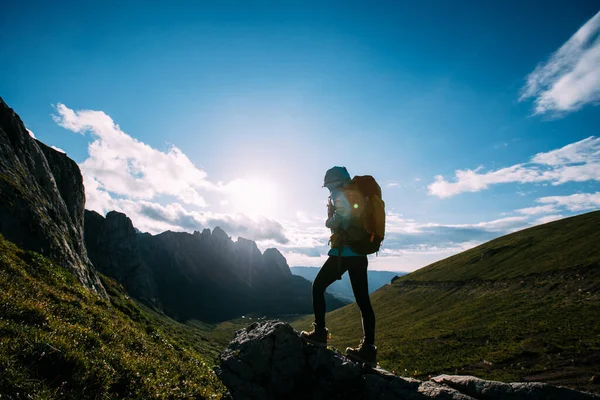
[343,175,386,255]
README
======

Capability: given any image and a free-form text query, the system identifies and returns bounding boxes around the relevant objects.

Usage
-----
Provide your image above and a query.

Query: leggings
[312,255,376,345]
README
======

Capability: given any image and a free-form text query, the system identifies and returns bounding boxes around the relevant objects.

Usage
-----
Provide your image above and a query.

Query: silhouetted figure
[301,166,383,367]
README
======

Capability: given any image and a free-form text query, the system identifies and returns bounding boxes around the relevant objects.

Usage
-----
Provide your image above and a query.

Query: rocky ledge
[216,321,599,400]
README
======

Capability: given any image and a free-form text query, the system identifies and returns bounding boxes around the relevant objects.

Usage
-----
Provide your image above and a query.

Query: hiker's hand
[327,202,334,219]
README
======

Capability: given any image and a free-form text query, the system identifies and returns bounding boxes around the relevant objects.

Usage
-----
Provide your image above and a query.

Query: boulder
[216,321,600,400]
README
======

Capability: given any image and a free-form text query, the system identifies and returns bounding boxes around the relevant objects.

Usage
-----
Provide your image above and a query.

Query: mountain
[85,213,348,322]
[84,210,160,307]
[291,266,405,302]
[293,211,600,394]
[0,97,105,296]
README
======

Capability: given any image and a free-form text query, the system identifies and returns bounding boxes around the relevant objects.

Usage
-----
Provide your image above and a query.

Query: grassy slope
[0,234,229,399]
[293,211,600,393]
[404,210,600,282]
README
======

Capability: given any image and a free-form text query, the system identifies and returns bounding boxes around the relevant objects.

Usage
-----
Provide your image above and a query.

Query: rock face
[84,210,159,306]
[216,321,599,400]
[0,97,105,296]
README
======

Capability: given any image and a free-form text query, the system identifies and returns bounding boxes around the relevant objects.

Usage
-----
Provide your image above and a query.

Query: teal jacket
[326,185,365,257]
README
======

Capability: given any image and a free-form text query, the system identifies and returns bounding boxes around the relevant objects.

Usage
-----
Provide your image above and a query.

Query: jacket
[326,185,365,257]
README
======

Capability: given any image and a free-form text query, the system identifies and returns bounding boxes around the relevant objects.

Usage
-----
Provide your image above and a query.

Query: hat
[323,166,350,188]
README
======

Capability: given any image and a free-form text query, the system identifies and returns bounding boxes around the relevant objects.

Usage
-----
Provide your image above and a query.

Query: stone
[217,321,600,400]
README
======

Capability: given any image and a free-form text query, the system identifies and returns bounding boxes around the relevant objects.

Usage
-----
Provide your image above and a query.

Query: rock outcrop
[0,97,105,296]
[216,321,599,400]
[84,210,159,306]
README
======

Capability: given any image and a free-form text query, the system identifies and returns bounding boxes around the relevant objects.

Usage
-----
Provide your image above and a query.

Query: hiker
[301,166,385,367]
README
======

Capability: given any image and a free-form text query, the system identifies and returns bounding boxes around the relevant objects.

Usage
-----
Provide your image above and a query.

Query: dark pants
[312,255,376,345]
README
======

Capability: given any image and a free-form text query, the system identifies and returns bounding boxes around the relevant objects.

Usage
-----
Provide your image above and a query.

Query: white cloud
[537,191,600,211]
[535,214,565,225]
[520,10,600,115]
[87,190,289,243]
[436,216,529,233]
[50,145,65,154]
[262,211,521,272]
[516,205,558,215]
[428,136,600,198]
[387,182,400,188]
[53,103,212,207]
[52,103,293,244]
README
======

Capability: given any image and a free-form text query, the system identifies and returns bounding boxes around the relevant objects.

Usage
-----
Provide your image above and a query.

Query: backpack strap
[337,247,342,280]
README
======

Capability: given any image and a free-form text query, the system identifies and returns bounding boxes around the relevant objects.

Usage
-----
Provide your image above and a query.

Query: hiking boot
[346,341,377,367]
[300,323,328,347]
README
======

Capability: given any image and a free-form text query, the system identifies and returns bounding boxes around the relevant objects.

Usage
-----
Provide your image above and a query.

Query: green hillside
[293,211,600,393]
[403,210,600,282]
[0,234,228,399]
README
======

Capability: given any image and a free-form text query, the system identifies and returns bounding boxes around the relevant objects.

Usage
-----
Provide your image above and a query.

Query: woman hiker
[300,166,377,367]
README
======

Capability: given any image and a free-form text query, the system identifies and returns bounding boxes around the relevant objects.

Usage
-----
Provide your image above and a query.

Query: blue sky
[1,1,599,271]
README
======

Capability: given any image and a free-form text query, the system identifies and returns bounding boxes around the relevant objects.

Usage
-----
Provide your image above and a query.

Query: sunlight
[229,178,279,218]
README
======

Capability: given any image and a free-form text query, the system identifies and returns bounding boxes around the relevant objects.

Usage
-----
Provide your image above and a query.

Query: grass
[0,234,229,399]
[402,211,600,282]
[292,211,600,393]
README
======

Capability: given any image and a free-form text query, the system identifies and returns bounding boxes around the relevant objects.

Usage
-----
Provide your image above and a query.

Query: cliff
[0,97,105,296]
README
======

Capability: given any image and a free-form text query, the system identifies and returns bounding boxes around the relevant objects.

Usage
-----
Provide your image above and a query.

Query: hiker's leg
[347,256,375,345]
[313,256,347,327]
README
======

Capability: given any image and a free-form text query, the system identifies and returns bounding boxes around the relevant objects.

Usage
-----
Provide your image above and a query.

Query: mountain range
[0,96,346,324]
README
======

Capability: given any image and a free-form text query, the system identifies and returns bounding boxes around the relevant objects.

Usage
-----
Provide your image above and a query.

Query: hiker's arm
[326,192,350,230]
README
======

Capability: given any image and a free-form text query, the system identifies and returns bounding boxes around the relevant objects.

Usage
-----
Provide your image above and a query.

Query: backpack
[343,175,386,255]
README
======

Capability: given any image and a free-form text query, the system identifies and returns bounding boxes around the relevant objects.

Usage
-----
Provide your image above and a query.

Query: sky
[1,1,599,272]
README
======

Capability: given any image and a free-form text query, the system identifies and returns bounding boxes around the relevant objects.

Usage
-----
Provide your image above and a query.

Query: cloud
[380,213,529,254]
[87,193,290,243]
[516,205,558,215]
[428,136,600,198]
[53,103,212,207]
[537,191,600,211]
[261,222,330,257]
[51,145,65,154]
[535,214,565,225]
[387,182,400,188]
[52,103,292,244]
[278,208,574,272]
[520,10,600,115]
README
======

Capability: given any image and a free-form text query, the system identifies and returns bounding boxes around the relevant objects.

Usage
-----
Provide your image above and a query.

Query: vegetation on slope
[293,211,600,393]
[0,234,228,399]
[403,210,600,282]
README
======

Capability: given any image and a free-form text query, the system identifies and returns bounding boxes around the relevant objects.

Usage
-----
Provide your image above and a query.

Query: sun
[230,178,279,218]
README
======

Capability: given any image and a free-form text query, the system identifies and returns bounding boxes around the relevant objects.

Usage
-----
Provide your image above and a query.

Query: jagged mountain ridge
[0,97,105,296]
[85,210,348,322]
[84,210,160,306]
